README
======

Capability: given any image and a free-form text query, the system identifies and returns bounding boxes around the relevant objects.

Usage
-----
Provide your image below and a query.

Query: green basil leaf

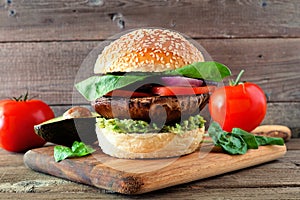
[220,133,248,155]
[75,61,231,101]
[208,122,248,155]
[208,122,285,155]
[255,135,284,146]
[164,61,231,81]
[54,141,95,162]
[207,121,224,144]
[71,141,95,156]
[75,74,150,101]
[231,128,259,149]
[54,146,74,162]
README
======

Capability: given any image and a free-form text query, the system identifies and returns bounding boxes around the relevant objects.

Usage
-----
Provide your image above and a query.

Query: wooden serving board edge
[23,145,287,194]
[134,145,287,194]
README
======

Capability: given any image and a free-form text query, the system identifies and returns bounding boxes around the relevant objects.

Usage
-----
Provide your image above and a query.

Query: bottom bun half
[96,126,205,159]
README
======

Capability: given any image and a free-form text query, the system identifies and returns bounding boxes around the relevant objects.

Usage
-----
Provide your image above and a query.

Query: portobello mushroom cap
[92,94,209,124]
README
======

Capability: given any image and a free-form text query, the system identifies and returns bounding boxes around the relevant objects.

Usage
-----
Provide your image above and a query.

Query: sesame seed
[156,55,160,61]
[95,28,204,73]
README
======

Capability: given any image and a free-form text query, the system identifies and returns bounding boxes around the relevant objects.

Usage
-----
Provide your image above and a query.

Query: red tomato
[152,86,216,96]
[0,98,55,152]
[209,82,267,132]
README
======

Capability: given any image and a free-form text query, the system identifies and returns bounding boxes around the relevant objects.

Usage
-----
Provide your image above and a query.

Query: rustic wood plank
[262,102,300,138]
[0,38,299,104]
[286,138,300,150]
[0,0,299,42]
[0,1,298,198]
[23,145,287,194]
[0,146,299,198]
[0,41,96,105]
[0,187,299,200]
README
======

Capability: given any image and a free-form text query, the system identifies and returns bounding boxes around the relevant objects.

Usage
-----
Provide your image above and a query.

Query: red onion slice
[160,76,203,87]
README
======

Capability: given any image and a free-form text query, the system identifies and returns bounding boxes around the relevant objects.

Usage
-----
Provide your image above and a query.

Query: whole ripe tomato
[209,71,267,132]
[0,94,54,152]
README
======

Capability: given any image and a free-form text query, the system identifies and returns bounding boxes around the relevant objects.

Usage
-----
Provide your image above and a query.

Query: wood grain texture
[0,139,299,198]
[23,144,287,194]
[286,138,300,150]
[0,0,299,42]
[0,1,299,198]
[0,188,300,200]
[0,38,299,104]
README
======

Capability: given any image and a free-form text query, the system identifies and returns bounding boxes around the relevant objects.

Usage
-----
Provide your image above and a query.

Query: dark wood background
[0,0,299,137]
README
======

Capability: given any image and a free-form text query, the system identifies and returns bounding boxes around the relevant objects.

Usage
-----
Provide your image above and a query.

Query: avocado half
[34,116,98,147]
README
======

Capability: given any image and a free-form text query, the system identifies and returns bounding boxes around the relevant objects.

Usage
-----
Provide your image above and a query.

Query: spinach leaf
[54,141,95,162]
[255,135,285,146]
[216,131,248,154]
[75,74,150,101]
[164,61,231,81]
[208,123,248,154]
[75,61,231,101]
[208,122,284,155]
[231,128,259,149]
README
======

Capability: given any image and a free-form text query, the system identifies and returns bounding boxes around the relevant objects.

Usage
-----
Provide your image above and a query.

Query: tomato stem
[11,91,29,102]
[231,70,245,86]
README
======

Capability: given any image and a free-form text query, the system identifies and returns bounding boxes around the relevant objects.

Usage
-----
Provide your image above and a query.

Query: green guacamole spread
[96,114,205,135]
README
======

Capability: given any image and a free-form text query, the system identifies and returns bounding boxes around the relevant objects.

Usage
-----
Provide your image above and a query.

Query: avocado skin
[34,117,97,147]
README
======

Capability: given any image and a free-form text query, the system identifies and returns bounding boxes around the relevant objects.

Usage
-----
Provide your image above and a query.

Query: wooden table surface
[0,138,299,200]
[0,1,299,199]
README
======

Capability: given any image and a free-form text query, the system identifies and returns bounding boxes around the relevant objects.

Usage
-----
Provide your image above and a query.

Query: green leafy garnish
[75,61,231,101]
[208,122,284,155]
[164,61,231,81]
[54,141,95,162]
[75,74,151,101]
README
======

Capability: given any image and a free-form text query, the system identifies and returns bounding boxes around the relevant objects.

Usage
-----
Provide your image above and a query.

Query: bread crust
[96,126,204,159]
[94,28,204,74]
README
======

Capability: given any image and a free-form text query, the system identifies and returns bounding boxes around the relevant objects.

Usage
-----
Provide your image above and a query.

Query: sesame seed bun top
[94,28,205,74]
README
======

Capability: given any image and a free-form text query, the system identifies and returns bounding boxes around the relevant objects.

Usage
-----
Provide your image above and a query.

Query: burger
[75,28,230,159]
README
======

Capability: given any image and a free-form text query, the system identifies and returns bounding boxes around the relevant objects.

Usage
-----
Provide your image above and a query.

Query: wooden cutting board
[23,143,286,194]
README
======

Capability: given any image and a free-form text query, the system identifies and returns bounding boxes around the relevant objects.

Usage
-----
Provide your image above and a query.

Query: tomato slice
[152,86,215,96]
[104,86,215,97]
[104,90,151,97]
